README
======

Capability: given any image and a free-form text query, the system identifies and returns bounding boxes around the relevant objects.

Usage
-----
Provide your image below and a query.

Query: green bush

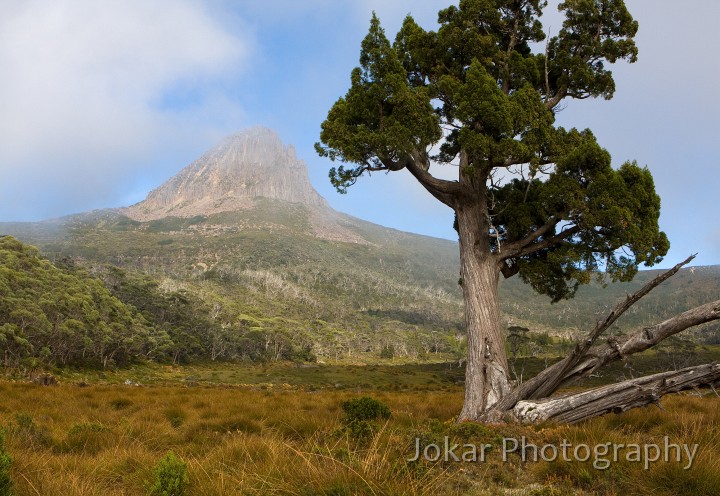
[341,397,391,424]
[0,429,12,496]
[149,451,189,496]
[341,397,391,441]
[163,408,187,428]
[379,345,395,359]
[11,413,51,448]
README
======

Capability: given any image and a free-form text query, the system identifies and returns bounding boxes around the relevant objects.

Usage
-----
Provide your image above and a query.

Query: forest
[0,235,466,369]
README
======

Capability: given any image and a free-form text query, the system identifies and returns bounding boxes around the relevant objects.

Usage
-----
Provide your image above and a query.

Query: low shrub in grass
[163,407,187,428]
[59,422,114,454]
[341,396,391,424]
[149,451,189,496]
[11,413,52,448]
[341,397,391,441]
[0,429,11,496]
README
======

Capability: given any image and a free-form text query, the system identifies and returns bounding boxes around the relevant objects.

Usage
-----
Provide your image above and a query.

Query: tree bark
[457,200,511,421]
[513,362,720,423]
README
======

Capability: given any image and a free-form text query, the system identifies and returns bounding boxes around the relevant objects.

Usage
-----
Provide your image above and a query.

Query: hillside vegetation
[2,199,718,364]
[0,233,468,368]
[0,236,168,368]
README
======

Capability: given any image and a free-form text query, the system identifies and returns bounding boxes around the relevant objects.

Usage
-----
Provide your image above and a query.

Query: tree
[317,0,720,422]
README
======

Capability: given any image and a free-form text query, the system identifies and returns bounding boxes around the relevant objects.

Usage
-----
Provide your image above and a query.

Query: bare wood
[559,298,720,384]
[544,90,567,110]
[491,255,700,412]
[584,254,696,346]
[496,297,720,418]
[536,255,699,395]
[513,362,720,424]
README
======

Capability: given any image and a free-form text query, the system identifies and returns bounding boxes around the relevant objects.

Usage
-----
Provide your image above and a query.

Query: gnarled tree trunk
[457,199,511,421]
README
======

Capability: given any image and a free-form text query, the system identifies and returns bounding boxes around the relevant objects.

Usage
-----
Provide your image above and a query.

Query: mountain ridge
[117,127,390,245]
[123,127,328,222]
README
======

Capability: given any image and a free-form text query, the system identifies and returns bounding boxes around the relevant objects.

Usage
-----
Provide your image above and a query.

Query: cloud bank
[0,0,249,220]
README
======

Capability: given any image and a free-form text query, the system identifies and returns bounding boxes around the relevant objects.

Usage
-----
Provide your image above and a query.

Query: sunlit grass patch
[0,375,718,495]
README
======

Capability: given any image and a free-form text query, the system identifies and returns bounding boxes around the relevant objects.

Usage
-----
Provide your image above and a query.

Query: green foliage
[379,345,395,359]
[316,14,441,193]
[0,429,12,496]
[13,413,33,432]
[61,422,114,454]
[342,396,391,424]
[317,0,668,302]
[149,451,189,496]
[341,396,392,442]
[0,235,168,368]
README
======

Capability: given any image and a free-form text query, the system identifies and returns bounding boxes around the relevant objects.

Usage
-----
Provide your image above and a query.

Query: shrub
[379,345,395,359]
[0,429,11,496]
[341,397,391,441]
[14,413,33,432]
[163,407,187,428]
[341,397,391,424]
[11,413,51,448]
[149,451,189,496]
[109,397,133,410]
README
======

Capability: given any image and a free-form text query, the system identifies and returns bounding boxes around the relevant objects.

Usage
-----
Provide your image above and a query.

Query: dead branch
[492,255,698,412]
[513,362,720,424]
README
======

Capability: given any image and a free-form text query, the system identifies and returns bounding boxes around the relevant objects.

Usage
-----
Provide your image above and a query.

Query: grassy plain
[1,359,720,495]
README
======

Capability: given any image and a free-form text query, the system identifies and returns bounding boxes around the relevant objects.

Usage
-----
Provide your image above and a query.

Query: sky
[0,0,718,268]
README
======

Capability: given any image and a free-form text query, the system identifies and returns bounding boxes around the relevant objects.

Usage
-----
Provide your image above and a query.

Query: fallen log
[513,362,720,424]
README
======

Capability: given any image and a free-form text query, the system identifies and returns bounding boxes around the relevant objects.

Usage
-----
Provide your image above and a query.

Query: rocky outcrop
[125,127,327,221]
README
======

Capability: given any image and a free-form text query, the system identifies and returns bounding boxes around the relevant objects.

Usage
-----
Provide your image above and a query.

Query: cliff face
[125,127,327,221]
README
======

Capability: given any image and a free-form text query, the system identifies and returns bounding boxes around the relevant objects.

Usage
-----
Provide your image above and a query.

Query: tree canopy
[316,0,669,302]
[0,235,169,368]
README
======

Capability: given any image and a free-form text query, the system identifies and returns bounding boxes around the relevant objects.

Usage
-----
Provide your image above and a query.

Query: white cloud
[0,0,250,220]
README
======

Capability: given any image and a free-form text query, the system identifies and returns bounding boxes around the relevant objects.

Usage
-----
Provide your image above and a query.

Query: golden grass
[0,380,718,495]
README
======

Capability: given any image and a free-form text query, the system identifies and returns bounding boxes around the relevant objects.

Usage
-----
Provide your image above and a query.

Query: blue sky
[0,0,718,268]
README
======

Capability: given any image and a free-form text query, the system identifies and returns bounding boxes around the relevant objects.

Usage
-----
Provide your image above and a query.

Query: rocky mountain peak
[125,127,327,221]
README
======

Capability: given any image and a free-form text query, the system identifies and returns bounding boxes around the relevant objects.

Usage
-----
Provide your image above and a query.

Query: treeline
[0,236,318,368]
[1,236,460,369]
[0,236,169,368]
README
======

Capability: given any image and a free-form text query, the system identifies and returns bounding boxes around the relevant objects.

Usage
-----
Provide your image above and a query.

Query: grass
[0,364,719,495]
[21,345,719,391]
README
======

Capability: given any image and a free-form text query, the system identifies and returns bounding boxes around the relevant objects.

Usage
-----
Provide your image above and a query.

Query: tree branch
[491,255,703,411]
[583,255,696,347]
[494,297,720,418]
[403,154,466,208]
[544,89,567,110]
[502,224,580,261]
[501,215,565,259]
[513,362,720,423]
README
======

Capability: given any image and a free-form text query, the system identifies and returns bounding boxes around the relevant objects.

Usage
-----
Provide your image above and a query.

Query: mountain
[1,127,718,365]
[0,128,466,363]
[124,127,327,221]
[122,126,382,246]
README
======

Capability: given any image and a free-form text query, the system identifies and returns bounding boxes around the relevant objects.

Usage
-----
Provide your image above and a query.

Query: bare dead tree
[481,255,720,423]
